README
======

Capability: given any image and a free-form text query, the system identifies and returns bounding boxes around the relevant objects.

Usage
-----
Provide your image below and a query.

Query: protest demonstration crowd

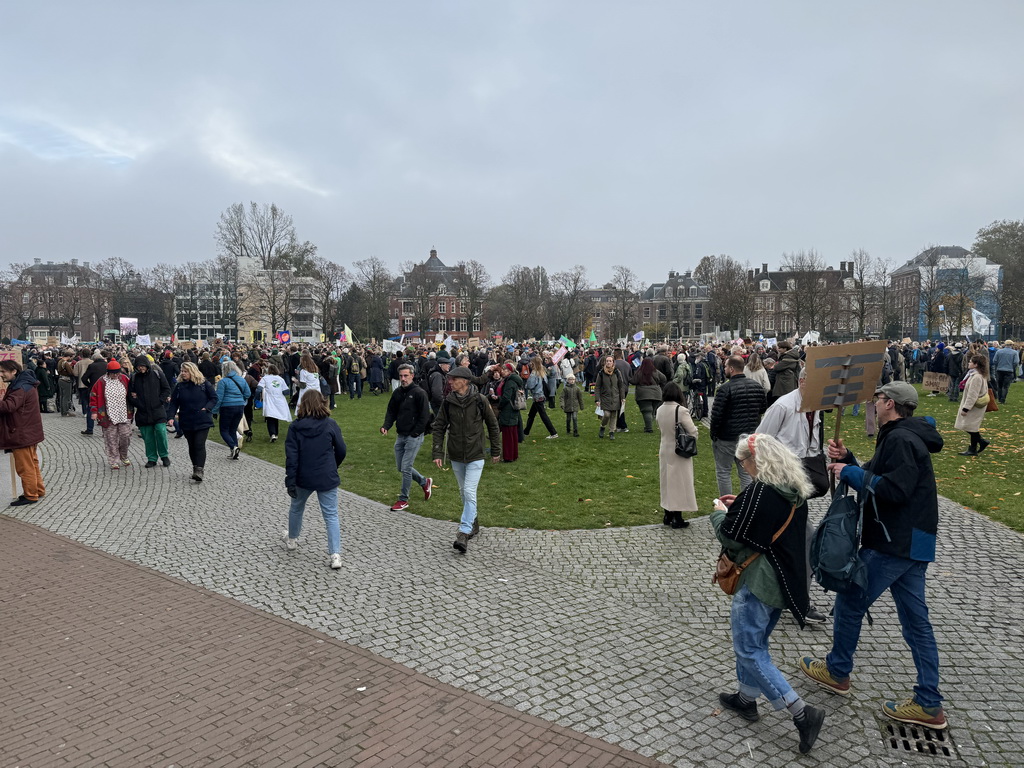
[3,331,1022,754]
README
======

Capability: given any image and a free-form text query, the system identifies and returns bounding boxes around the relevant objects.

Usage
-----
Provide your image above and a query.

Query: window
[760,280,770,292]
[665,287,673,298]
[643,307,651,319]
[437,284,446,295]
[658,307,667,319]
[695,304,703,319]
[472,317,480,332]
[459,301,466,314]
[403,318,413,332]
[402,301,414,314]
[22,293,29,304]
[689,286,697,297]
[694,322,702,335]
[593,311,601,319]
[766,297,775,311]
[787,279,796,291]
[755,297,764,310]
[681,323,690,337]
[438,301,446,313]
[459,318,468,332]
[844,278,855,289]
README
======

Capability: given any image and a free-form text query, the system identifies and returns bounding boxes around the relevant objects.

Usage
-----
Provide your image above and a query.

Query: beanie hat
[107,360,121,371]
[436,349,451,363]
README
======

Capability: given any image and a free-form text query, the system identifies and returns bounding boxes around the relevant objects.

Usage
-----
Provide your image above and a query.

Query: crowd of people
[4,330,1019,752]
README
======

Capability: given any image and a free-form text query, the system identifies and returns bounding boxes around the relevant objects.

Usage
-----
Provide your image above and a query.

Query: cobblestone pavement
[0,516,663,768]
[4,413,1023,767]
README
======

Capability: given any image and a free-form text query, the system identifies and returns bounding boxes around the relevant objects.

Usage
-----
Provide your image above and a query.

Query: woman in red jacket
[90,360,134,470]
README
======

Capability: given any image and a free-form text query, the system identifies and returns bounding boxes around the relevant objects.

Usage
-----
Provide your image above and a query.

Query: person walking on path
[800,380,948,731]
[523,356,558,439]
[954,354,991,456]
[130,356,172,468]
[594,355,626,440]
[770,341,801,403]
[90,360,134,470]
[496,362,523,462]
[656,382,697,529]
[0,358,46,506]
[712,433,823,754]
[630,358,666,433]
[214,361,250,460]
[283,392,347,570]
[992,340,1018,404]
[381,363,433,512]
[431,366,501,554]
[255,364,291,443]
[559,374,584,437]
[166,362,218,482]
[710,355,766,496]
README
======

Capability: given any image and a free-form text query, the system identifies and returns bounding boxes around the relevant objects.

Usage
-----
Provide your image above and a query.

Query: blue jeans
[995,369,1014,403]
[218,405,244,449]
[395,434,426,501]
[288,486,341,555]
[827,548,942,708]
[451,459,484,534]
[347,373,362,399]
[731,585,799,710]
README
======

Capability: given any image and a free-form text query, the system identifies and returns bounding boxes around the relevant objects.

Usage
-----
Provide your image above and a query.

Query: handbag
[673,405,697,458]
[800,416,829,499]
[514,389,527,410]
[713,503,796,596]
[985,387,998,412]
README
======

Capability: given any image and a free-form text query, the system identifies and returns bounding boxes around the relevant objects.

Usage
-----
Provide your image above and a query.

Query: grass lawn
[217,383,1024,533]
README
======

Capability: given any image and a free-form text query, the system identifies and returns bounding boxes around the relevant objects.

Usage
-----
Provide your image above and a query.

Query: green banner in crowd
[558,335,576,349]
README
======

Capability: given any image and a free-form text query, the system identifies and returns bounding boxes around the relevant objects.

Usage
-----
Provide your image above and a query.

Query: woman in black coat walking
[166,362,218,482]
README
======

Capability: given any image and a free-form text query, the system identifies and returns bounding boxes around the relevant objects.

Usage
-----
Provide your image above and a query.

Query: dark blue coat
[168,380,218,431]
[285,416,346,491]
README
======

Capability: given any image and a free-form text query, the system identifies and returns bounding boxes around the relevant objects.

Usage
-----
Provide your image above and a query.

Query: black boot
[719,692,759,722]
[663,510,672,525]
[671,511,690,529]
[796,706,825,754]
[977,438,991,454]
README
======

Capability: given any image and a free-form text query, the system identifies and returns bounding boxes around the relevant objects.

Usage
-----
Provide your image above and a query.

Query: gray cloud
[2,1,1023,284]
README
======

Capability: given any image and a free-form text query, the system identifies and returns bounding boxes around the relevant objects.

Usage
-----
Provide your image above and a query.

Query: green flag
[558,334,576,349]
[589,330,597,343]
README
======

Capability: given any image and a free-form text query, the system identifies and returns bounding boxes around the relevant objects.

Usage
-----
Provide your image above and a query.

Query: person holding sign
[800,381,948,731]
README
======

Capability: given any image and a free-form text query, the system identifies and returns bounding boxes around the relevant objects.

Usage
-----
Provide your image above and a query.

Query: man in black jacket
[710,355,767,495]
[130,357,172,467]
[800,381,947,731]
[380,364,433,512]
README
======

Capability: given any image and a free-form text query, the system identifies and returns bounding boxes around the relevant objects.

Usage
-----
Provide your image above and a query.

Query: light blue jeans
[395,434,426,501]
[288,486,341,555]
[731,584,799,710]
[451,459,485,534]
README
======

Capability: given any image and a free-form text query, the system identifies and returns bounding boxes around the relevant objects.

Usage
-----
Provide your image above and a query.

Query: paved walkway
[3,413,1023,767]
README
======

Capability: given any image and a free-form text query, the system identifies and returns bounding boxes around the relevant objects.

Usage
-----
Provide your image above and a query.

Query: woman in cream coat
[656,381,698,528]
[954,353,991,456]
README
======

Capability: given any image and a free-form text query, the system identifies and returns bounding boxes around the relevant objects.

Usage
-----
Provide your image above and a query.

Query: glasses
[874,395,889,403]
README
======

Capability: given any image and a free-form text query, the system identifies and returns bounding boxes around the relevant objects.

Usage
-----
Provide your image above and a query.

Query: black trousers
[524,401,556,435]
[184,428,210,468]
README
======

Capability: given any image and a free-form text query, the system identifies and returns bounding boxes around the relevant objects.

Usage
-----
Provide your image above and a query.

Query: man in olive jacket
[432,367,500,554]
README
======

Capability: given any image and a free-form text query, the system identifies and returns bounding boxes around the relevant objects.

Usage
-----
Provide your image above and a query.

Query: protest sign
[552,346,567,365]
[922,372,951,392]
[136,334,152,346]
[800,340,888,412]
[468,337,480,349]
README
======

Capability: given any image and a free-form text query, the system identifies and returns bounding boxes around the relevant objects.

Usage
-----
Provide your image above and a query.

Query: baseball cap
[875,381,917,407]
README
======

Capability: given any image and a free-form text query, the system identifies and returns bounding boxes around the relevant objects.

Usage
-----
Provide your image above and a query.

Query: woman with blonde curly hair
[711,432,823,754]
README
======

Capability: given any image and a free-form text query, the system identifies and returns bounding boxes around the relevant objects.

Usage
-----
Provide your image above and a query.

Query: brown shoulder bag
[713,504,796,596]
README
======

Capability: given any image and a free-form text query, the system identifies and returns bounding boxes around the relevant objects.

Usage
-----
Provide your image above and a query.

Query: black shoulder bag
[674,405,698,458]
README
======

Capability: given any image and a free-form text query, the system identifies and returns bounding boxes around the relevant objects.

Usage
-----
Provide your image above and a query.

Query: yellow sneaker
[882,698,947,730]
[798,657,851,695]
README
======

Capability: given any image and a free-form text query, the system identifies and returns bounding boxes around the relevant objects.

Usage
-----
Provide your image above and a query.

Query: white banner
[971,307,994,335]
[382,339,403,354]
[801,330,820,345]
[60,333,79,346]
[136,334,151,346]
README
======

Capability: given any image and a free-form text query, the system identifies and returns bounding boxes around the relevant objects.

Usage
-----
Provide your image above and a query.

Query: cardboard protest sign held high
[799,340,888,412]
[922,372,951,392]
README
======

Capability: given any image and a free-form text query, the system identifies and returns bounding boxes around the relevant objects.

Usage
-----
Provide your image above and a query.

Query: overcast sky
[2,1,1023,286]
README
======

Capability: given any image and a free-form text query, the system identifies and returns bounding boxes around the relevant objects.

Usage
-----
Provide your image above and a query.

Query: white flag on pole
[971,307,993,334]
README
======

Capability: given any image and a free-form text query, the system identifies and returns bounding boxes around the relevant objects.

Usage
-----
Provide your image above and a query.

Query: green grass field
[218,383,1024,533]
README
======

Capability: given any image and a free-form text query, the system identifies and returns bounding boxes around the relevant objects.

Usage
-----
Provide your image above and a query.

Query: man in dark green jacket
[432,367,500,553]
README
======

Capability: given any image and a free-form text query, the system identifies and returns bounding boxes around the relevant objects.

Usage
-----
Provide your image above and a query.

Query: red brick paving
[0,516,667,767]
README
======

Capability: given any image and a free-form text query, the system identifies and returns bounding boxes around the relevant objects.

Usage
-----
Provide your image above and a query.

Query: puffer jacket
[431,385,501,463]
[285,416,346,491]
[710,373,766,441]
[0,369,44,449]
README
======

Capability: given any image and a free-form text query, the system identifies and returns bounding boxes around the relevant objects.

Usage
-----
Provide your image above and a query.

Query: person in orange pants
[0,358,47,506]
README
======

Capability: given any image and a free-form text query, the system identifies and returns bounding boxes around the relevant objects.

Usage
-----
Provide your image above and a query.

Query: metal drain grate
[880,720,956,759]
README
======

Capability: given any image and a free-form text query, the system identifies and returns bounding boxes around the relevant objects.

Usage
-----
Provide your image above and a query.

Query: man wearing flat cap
[431,366,500,554]
[800,381,949,731]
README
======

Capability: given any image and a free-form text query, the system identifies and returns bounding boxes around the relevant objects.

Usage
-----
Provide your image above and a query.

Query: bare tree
[606,265,640,340]
[694,255,752,334]
[488,265,549,340]
[308,257,350,340]
[547,265,591,339]
[400,260,442,338]
[870,257,900,339]
[917,254,944,340]
[973,219,1024,338]
[455,260,491,336]
[780,250,832,334]
[172,261,212,339]
[215,202,297,269]
[848,250,874,335]
[352,257,393,341]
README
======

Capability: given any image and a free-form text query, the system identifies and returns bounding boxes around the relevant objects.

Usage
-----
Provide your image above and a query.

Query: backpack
[514,387,527,410]
[810,481,870,596]
[319,375,330,397]
[673,359,693,389]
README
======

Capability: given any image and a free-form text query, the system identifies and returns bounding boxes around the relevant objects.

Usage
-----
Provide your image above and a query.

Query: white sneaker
[546,434,559,439]
[330,553,342,569]
[282,531,299,551]
[270,435,277,443]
